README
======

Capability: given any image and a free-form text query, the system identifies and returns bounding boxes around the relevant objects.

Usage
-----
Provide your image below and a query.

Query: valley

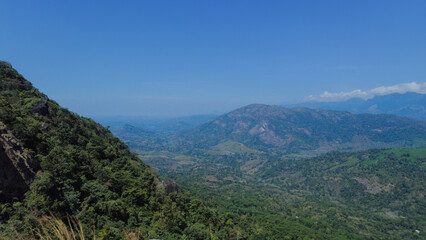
[109,105,426,239]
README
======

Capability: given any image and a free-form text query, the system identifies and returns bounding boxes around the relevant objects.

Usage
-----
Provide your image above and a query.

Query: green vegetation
[159,148,425,239]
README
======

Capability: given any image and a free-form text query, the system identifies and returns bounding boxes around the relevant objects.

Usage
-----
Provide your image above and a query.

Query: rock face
[162,179,178,194]
[0,122,39,202]
[32,99,49,116]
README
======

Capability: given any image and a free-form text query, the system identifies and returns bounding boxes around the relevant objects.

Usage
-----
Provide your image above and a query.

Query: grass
[35,216,88,240]
[4,216,142,240]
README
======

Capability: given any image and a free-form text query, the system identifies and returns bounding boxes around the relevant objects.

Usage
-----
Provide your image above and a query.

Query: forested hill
[0,61,234,239]
[175,104,426,154]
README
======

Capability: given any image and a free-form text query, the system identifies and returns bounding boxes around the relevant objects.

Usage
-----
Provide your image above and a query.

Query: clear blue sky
[1,0,425,117]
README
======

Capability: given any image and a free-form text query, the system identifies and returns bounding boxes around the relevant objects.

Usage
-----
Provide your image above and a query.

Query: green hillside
[0,61,234,239]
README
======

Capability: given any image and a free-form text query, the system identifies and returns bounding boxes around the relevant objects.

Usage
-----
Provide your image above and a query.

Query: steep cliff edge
[0,122,39,202]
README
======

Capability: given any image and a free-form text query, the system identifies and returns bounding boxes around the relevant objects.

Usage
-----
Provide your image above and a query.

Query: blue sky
[1,0,425,117]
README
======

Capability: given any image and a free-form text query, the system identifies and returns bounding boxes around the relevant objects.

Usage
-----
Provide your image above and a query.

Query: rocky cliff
[0,122,39,202]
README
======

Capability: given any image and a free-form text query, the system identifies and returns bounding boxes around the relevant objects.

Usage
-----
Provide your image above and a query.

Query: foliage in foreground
[2,215,144,240]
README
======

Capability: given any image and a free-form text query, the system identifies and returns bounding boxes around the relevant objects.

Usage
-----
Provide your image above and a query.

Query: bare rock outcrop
[162,179,178,194]
[32,99,49,116]
[0,122,39,202]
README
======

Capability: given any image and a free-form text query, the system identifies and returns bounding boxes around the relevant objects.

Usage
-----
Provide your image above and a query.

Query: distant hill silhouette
[286,92,426,120]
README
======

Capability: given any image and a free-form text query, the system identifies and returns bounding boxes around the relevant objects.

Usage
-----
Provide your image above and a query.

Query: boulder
[162,179,178,194]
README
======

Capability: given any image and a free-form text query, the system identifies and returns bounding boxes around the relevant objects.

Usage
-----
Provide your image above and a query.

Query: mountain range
[286,92,426,120]
[130,104,425,156]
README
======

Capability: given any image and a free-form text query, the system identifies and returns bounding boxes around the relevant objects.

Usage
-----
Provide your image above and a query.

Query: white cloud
[307,82,426,102]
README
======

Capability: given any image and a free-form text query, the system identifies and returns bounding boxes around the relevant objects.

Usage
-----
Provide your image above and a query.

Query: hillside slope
[0,61,231,239]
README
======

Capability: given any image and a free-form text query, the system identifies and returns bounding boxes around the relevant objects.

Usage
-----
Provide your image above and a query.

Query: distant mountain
[96,114,217,133]
[286,92,426,120]
[112,124,165,150]
[175,104,426,154]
